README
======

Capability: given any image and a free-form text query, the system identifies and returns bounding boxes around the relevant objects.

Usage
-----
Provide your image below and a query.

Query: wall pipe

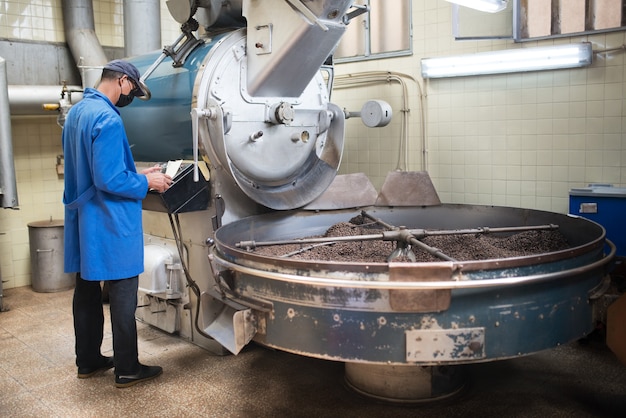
[0,57,19,208]
[333,71,427,171]
[8,85,83,116]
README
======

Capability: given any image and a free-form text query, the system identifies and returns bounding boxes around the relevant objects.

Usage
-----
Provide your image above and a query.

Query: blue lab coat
[62,88,148,281]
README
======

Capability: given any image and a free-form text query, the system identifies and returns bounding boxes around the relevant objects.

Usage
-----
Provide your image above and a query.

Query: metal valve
[269,102,295,125]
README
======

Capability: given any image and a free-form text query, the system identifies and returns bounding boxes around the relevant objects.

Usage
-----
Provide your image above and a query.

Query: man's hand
[142,165,172,193]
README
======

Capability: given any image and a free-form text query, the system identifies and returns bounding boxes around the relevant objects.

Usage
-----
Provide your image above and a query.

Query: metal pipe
[4,2,102,118]
[8,85,83,116]
[124,0,162,57]
[235,224,561,249]
[406,235,456,262]
[0,57,18,208]
[140,51,170,83]
[61,0,108,88]
[334,71,426,170]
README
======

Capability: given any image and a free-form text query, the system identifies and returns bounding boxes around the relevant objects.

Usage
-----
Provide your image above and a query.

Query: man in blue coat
[62,59,172,388]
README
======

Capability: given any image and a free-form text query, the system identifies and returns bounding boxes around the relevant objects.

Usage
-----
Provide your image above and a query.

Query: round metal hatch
[192,29,345,210]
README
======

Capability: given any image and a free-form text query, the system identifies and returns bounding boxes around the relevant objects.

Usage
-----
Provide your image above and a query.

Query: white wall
[1,0,625,289]
[334,1,626,211]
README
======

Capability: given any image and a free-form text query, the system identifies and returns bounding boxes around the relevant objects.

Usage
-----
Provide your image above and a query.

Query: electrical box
[569,184,626,257]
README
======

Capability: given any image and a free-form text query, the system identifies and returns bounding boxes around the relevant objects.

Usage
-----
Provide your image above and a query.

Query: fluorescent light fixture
[421,43,593,79]
[445,0,508,13]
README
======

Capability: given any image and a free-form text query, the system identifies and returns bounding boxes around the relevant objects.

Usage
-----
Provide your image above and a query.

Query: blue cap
[103,59,148,97]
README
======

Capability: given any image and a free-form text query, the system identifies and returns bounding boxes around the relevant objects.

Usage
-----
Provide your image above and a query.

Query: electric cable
[167,212,214,341]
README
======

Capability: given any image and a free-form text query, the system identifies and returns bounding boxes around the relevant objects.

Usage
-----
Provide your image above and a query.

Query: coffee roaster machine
[118,0,614,402]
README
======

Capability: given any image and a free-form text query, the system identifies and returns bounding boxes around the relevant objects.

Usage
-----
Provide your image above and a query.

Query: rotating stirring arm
[235,211,561,263]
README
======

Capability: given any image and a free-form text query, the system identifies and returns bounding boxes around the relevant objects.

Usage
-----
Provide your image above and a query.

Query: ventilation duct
[61,0,108,88]
[124,0,162,57]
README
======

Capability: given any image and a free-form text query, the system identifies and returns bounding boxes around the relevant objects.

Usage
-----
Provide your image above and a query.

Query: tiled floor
[1,285,625,417]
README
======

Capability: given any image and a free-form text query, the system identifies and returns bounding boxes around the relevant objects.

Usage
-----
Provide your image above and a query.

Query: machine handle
[36,248,54,253]
[210,240,616,290]
[190,107,215,182]
[141,52,168,82]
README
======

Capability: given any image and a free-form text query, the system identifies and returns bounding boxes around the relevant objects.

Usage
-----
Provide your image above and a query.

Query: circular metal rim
[211,240,614,290]
[213,205,611,283]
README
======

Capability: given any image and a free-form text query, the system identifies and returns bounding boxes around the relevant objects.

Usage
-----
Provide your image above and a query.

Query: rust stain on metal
[388,263,454,312]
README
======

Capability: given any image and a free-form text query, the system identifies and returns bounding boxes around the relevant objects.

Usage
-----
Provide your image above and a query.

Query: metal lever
[140,49,171,84]
[139,24,202,97]
[190,107,215,182]
[344,3,369,23]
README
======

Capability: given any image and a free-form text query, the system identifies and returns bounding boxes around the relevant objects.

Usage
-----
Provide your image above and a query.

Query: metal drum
[210,204,614,402]
[120,38,225,162]
[28,219,74,292]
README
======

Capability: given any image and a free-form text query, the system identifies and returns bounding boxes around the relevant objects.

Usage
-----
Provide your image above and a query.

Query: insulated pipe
[0,57,19,208]
[4,1,101,117]
[61,0,108,88]
[124,0,162,57]
[8,85,83,116]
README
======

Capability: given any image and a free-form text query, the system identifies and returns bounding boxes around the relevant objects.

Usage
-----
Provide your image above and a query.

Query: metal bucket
[28,219,74,292]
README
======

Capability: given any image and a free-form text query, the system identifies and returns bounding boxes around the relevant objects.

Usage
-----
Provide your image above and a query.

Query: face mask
[115,93,134,108]
[115,78,135,107]
[115,94,135,107]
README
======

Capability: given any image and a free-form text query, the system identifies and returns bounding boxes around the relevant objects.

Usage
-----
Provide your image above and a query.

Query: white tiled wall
[93,0,124,46]
[0,0,64,42]
[2,0,626,289]
[0,118,65,288]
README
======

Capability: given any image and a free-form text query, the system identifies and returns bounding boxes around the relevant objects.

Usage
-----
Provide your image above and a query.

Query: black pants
[73,274,141,375]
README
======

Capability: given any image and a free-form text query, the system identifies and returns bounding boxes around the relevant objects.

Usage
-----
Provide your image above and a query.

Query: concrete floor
[1,285,625,418]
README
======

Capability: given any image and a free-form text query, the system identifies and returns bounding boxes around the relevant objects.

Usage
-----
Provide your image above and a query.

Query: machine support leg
[344,362,466,403]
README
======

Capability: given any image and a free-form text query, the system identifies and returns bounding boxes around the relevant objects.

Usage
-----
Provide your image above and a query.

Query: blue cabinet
[569,184,626,257]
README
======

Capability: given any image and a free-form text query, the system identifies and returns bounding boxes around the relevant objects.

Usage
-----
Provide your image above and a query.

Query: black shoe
[77,356,115,379]
[115,364,163,388]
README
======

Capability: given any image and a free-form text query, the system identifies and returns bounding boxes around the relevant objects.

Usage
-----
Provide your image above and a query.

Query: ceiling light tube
[445,0,508,13]
[421,43,593,79]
